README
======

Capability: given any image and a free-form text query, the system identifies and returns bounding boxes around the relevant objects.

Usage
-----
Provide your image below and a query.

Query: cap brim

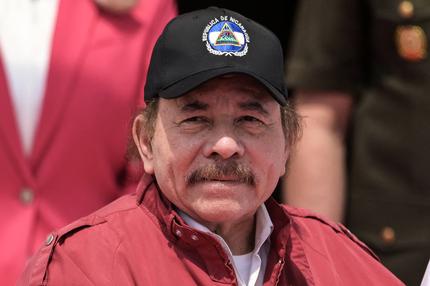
[158,67,287,106]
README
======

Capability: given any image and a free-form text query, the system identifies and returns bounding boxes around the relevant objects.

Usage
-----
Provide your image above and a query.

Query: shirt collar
[177,204,274,256]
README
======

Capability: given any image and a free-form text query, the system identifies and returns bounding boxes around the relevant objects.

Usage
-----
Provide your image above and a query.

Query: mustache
[186,161,255,186]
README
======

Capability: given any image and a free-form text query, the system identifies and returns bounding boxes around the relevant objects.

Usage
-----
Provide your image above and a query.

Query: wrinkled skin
[134,74,289,253]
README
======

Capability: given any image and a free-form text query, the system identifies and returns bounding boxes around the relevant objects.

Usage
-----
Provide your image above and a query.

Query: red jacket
[19,180,405,286]
[0,0,176,284]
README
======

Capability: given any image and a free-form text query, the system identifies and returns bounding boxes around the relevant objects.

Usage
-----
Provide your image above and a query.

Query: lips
[206,176,240,181]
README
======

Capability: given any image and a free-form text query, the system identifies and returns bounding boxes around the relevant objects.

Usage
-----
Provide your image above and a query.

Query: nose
[204,136,245,160]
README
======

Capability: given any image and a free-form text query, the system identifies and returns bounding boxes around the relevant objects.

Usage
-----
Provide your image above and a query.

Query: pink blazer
[0,0,176,284]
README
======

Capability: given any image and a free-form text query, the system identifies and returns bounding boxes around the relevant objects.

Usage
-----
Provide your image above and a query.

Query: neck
[210,216,256,255]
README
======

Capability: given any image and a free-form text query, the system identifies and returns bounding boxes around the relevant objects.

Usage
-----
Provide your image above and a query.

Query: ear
[132,115,155,174]
[279,144,291,177]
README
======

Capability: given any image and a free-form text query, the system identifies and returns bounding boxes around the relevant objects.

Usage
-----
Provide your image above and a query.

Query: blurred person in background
[0,0,176,284]
[284,0,430,284]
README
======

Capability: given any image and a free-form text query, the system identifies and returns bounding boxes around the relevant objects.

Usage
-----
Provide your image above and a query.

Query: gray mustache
[186,161,255,186]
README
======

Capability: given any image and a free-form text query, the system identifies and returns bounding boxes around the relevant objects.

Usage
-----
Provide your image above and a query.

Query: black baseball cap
[144,6,287,105]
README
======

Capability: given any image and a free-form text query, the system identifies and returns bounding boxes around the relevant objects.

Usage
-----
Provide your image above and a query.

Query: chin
[192,200,254,225]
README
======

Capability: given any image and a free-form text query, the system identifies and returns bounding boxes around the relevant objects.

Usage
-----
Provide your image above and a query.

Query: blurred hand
[94,0,139,14]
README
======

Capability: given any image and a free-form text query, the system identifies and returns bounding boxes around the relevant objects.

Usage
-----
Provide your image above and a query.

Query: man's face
[135,74,289,228]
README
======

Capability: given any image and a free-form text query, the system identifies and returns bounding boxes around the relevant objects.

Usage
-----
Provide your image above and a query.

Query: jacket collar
[0,0,98,179]
[135,177,292,244]
[0,55,35,185]
[135,178,305,284]
[30,0,98,167]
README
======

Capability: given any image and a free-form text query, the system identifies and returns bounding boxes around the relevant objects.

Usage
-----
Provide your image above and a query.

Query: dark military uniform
[286,0,430,285]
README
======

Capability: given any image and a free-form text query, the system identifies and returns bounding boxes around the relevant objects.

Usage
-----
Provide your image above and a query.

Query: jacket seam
[110,237,124,284]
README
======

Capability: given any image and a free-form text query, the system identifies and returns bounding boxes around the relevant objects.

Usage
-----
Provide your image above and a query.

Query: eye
[181,116,210,124]
[237,116,264,124]
[235,115,268,134]
[177,116,212,132]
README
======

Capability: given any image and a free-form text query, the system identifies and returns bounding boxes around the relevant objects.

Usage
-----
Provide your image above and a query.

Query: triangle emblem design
[214,23,241,47]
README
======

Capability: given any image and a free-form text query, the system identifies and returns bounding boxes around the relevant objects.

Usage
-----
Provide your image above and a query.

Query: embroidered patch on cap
[202,16,250,56]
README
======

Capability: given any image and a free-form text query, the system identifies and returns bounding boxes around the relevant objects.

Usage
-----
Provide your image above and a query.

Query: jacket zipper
[274,258,285,285]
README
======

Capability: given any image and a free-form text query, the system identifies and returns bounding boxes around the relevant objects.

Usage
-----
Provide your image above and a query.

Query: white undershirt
[233,252,253,285]
[421,259,430,286]
[179,205,274,286]
[0,0,59,155]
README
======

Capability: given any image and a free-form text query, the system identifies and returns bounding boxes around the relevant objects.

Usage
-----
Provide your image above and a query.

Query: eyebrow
[180,100,209,112]
[239,101,269,116]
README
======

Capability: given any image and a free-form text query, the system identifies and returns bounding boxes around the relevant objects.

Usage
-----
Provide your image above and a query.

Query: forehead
[173,74,276,107]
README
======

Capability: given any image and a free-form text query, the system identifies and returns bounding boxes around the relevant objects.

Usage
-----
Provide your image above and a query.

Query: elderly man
[19,7,404,286]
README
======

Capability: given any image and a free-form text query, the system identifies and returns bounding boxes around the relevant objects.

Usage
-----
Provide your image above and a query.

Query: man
[283,0,430,284]
[19,7,403,285]
[0,0,176,284]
